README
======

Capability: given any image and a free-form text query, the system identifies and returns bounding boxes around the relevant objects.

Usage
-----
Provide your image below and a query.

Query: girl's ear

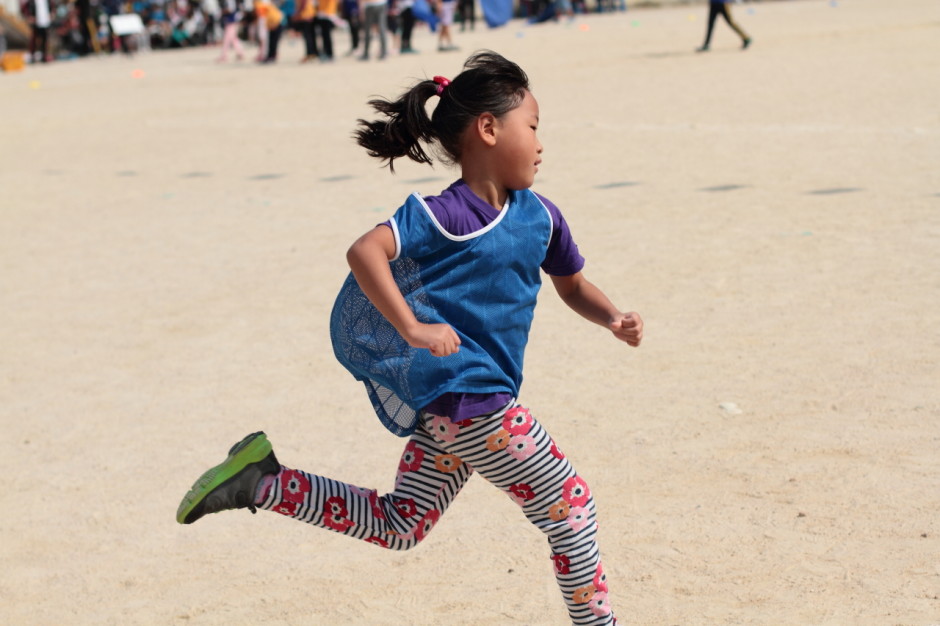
[476,113,498,147]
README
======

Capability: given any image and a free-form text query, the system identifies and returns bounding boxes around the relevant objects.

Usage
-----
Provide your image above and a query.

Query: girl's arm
[550,272,643,347]
[346,225,461,357]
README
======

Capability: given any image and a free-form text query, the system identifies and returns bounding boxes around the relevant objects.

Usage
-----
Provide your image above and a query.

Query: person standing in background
[341,0,360,56]
[217,0,246,61]
[457,0,473,32]
[252,0,269,60]
[255,0,283,62]
[74,0,93,55]
[314,0,337,60]
[295,0,318,62]
[397,0,416,53]
[434,0,457,51]
[358,0,387,61]
[387,0,400,54]
[26,0,53,62]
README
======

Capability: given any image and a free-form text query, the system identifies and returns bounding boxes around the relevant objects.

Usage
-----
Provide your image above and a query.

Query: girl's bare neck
[460,169,506,211]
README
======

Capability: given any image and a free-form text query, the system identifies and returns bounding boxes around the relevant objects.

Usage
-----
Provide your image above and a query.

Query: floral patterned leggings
[257,403,616,625]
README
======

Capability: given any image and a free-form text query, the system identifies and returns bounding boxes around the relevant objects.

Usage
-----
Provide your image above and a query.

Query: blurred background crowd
[0,0,628,63]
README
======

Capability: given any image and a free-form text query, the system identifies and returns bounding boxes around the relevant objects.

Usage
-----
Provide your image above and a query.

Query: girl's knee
[521,475,598,543]
[374,507,442,551]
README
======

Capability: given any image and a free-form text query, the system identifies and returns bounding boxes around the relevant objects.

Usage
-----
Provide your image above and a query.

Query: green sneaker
[176,431,280,525]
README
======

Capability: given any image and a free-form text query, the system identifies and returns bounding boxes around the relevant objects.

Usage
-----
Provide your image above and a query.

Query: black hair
[354,50,530,172]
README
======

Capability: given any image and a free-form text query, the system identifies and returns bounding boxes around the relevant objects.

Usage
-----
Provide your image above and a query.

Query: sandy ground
[1,0,938,623]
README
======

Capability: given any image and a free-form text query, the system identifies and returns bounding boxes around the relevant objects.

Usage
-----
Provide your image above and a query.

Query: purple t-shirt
[387,180,585,420]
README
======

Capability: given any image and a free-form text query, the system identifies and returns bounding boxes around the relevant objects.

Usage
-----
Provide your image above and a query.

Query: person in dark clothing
[76,0,93,55]
[295,0,318,61]
[397,0,415,53]
[24,0,52,62]
[697,0,751,52]
[341,0,360,55]
[457,0,474,31]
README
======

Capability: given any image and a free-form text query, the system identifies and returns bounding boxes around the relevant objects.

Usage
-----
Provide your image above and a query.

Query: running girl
[177,51,643,625]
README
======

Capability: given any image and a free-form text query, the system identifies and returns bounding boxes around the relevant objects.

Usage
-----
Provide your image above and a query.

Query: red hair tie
[433,75,451,97]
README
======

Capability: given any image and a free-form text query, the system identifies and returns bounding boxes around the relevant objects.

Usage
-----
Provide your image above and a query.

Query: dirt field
[1,0,938,623]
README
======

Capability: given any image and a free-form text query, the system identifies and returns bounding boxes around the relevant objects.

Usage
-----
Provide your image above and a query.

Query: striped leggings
[258,403,616,625]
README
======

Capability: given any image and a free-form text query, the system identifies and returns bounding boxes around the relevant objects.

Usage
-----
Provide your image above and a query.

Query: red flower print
[550,441,565,460]
[507,434,536,461]
[281,469,310,503]
[368,490,386,520]
[399,441,425,473]
[324,512,354,533]
[365,537,389,548]
[393,497,418,518]
[547,499,571,522]
[508,482,536,505]
[414,509,441,542]
[325,496,348,517]
[502,406,533,435]
[572,584,597,605]
[551,554,571,575]
[566,506,592,532]
[486,429,511,452]
[430,415,460,443]
[593,563,609,592]
[273,501,298,517]
[589,591,611,616]
[434,454,463,473]
[562,475,591,507]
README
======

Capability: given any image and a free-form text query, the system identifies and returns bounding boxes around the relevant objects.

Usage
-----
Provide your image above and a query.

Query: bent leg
[421,405,616,625]
[257,421,473,549]
[718,3,749,42]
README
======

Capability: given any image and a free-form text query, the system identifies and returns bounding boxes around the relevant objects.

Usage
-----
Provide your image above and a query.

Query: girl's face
[493,90,543,191]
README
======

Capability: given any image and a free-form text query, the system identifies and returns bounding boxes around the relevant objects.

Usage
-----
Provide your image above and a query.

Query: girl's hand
[405,323,461,357]
[609,312,643,347]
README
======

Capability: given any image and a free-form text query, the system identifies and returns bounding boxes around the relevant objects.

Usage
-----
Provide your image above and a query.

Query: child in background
[313,0,336,60]
[434,0,457,51]
[216,0,246,61]
[259,0,284,62]
[251,0,268,59]
[358,0,388,60]
[396,0,416,53]
[340,0,360,55]
[177,51,642,625]
[386,0,400,55]
[457,0,474,31]
[294,0,318,61]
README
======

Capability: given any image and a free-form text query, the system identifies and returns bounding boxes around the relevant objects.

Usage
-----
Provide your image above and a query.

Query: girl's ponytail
[354,80,439,172]
[354,51,530,172]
